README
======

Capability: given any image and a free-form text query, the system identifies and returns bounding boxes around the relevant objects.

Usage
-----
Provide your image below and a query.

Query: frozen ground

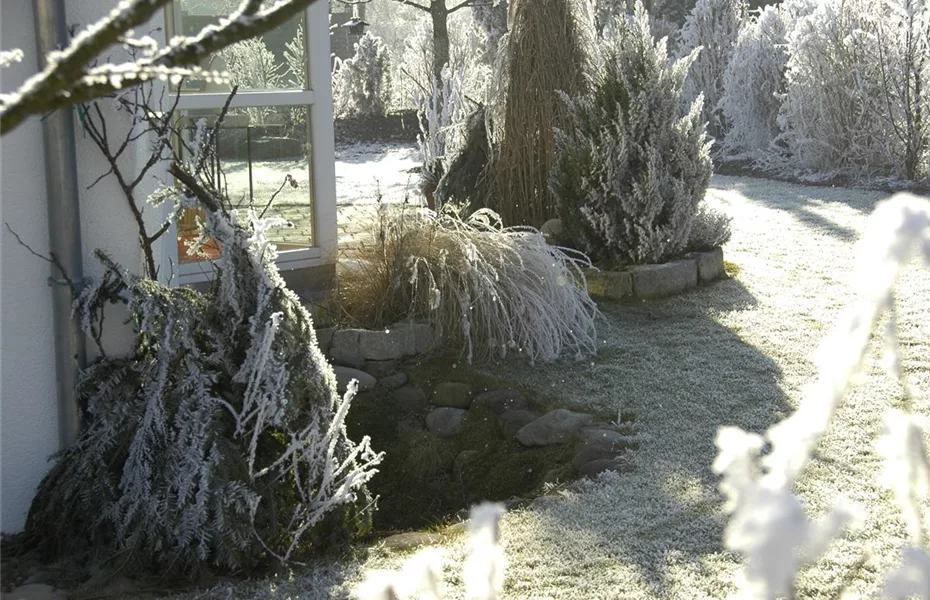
[334,142,423,205]
[156,176,930,599]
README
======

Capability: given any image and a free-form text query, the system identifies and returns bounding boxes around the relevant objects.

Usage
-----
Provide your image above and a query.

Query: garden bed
[583,247,726,301]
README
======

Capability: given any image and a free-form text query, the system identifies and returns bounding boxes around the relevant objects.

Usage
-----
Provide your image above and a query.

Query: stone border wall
[584,247,726,301]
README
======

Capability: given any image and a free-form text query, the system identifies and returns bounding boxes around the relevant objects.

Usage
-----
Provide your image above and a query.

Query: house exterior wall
[1,0,60,534]
[0,0,338,533]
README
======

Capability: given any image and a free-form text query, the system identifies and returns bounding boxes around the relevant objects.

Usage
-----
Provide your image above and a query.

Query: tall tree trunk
[431,0,450,84]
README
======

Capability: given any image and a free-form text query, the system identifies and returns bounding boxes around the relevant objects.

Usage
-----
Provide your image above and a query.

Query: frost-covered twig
[714,193,930,599]
[0,0,323,134]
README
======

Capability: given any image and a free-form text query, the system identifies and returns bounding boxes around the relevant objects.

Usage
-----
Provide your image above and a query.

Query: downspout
[34,0,86,449]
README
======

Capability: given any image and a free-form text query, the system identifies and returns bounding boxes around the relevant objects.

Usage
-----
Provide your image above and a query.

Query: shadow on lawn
[714,174,889,243]
[487,274,795,597]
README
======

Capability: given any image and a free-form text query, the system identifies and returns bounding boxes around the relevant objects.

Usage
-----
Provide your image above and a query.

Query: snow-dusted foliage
[24,165,382,573]
[335,204,600,364]
[415,65,469,205]
[284,23,307,88]
[776,0,930,181]
[333,32,392,120]
[550,3,716,266]
[678,0,745,139]
[720,5,789,157]
[713,192,930,598]
[357,503,506,600]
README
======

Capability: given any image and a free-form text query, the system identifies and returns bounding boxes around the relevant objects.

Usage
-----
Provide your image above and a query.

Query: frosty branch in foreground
[0,0,321,135]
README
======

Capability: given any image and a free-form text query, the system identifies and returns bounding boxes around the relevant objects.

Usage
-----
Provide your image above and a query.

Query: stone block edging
[315,321,437,368]
[583,247,726,301]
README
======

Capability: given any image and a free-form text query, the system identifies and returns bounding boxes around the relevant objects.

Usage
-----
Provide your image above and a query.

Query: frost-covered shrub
[24,169,382,573]
[333,204,599,364]
[219,37,284,125]
[776,0,930,180]
[550,3,714,266]
[688,201,732,251]
[720,5,789,157]
[416,65,469,207]
[678,0,745,139]
[333,32,392,119]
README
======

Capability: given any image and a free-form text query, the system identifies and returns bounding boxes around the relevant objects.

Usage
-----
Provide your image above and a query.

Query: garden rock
[472,389,529,415]
[515,409,594,447]
[380,531,441,551]
[692,247,725,283]
[431,382,474,409]
[577,457,634,478]
[631,259,698,299]
[541,218,566,245]
[364,359,398,378]
[571,446,623,471]
[1,585,65,600]
[333,366,377,393]
[585,269,633,300]
[378,371,408,390]
[426,407,467,438]
[359,329,405,361]
[391,321,436,355]
[576,427,639,451]
[392,385,428,413]
[499,409,540,439]
[314,328,334,354]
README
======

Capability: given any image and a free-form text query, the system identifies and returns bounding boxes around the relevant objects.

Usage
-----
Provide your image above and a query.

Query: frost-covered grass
[152,175,930,599]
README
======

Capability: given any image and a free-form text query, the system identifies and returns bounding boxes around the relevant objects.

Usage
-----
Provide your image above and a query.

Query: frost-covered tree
[719,4,789,157]
[678,0,746,140]
[333,32,392,119]
[220,37,284,125]
[776,0,930,180]
[0,0,324,135]
[22,98,382,574]
[551,3,718,266]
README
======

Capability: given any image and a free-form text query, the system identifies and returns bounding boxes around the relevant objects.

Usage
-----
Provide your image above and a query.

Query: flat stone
[426,407,467,438]
[575,427,639,451]
[584,269,633,300]
[472,389,529,415]
[364,359,398,378]
[333,366,377,393]
[392,385,429,413]
[541,218,566,245]
[390,321,436,355]
[359,329,405,361]
[515,409,594,447]
[577,457,634,478]
[692,247,725,283]
[379,531,441,551]
[498,409,540,439]
[329,329,366,368]
[572,446,622,471]
[630,259,698,299]
[378,371,408,390]
[431,382,474,409]
[1,585,66,600]
[314,327,334,354]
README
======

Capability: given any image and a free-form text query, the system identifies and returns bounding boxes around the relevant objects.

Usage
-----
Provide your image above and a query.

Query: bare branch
[1,0,323,134]
[385,0,432,12]
[4,222,74,288]
[449,0,491,14]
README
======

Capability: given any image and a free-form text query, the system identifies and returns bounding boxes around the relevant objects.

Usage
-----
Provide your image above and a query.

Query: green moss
[724,260,741,277]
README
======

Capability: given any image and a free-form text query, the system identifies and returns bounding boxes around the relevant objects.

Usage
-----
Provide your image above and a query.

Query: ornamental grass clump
[550,3,721,267]
[24,170,382,574]
[333,204,599,364]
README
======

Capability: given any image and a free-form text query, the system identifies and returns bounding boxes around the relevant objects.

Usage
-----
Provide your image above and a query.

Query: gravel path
[159,176,930,600]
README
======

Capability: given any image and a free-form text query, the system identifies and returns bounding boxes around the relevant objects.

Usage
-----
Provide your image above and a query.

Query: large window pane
[169,1,308,92]
[177,105,314,263]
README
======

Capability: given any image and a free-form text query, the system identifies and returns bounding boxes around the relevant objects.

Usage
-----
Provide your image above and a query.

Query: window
[165,0,337,282]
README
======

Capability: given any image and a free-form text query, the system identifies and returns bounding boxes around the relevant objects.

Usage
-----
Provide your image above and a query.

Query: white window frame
[162,0,338,286]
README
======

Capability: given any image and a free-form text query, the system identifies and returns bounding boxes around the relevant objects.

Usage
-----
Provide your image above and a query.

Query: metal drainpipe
[34,0,86,449]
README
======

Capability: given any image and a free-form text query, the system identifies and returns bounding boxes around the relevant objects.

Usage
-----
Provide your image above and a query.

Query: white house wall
[0,0,159,532]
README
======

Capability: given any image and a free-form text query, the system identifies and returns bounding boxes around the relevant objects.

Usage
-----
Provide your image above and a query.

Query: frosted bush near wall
[720,5,789,158]
[714,192,930,599]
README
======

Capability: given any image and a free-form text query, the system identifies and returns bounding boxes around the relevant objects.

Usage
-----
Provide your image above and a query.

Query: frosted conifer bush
[333,32,392,119]
[678,0,745,140]
[550,3,717,266]
[23,166,382,573]
[720,5,789,157]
